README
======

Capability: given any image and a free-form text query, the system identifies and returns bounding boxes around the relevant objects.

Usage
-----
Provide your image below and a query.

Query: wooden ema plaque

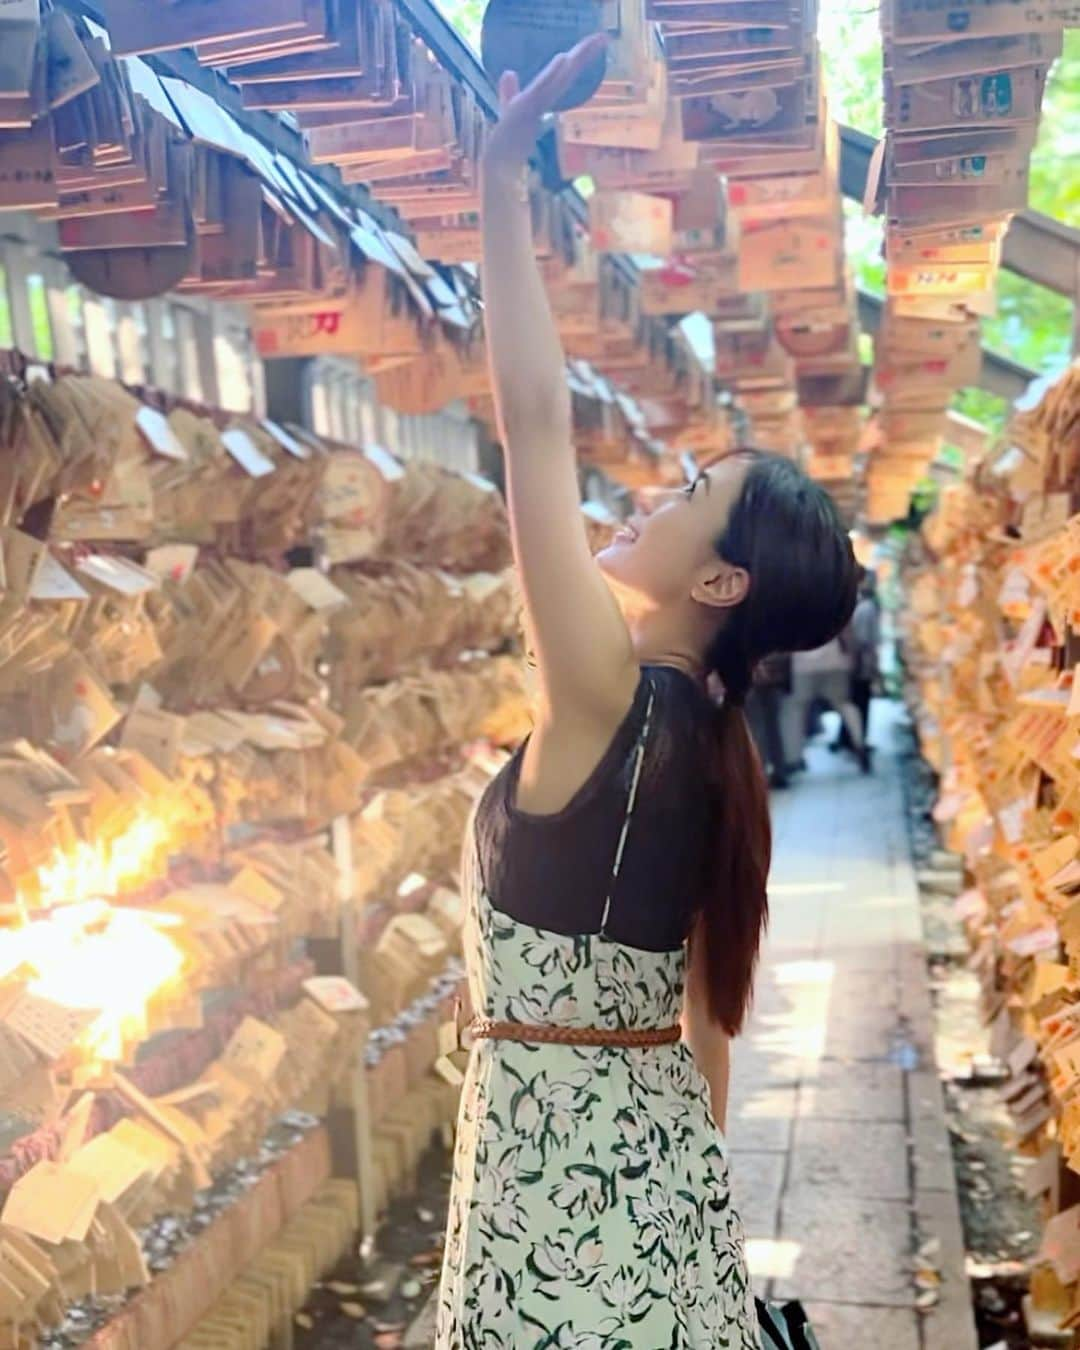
[64,212,197,300]
[97,0,308,59]
[83,1128,330,1350]
[481,0,607,110]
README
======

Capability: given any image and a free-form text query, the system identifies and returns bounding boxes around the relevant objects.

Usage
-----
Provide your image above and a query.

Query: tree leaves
[440,0,484,49]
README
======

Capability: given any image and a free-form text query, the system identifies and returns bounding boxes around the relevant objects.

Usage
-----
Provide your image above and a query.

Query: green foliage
[1030,29,1080,227]
[25,274,53,362]
[952,386,1008,435]
[439,0,483,48]
[0,267,12,351]
[997,33,1080,392]
[910,477,939,517]
[819,0,884,137]
[936,444,965,472]
[844,200,885,294]
[982,270,1073,378]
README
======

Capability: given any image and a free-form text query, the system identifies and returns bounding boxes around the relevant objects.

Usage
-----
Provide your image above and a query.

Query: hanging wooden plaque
[0,0,40,102]
[97,0,308,58]
[481,0,606,111]
[64,212,196,300]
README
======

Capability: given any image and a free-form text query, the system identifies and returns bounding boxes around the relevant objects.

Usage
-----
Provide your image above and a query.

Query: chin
[597,552,648,610]
[596,543,627,583]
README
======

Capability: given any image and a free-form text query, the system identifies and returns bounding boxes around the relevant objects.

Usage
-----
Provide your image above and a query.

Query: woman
[436,37,858,1347]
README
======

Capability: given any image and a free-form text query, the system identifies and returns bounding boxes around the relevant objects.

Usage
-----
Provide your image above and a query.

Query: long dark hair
[698,452,858,1033]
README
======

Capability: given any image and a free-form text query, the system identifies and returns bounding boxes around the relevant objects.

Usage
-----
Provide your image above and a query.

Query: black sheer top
[474,666,714,952]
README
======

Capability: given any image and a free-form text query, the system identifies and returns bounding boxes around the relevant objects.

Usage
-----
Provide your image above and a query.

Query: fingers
[528,51,571,104]
[498,69,520,109]
[518,51,574,117]
[497,53,565,121]
[493,30,607,143]
[512,32,608,116]
[568,31,609,69]
[547,31,607,97]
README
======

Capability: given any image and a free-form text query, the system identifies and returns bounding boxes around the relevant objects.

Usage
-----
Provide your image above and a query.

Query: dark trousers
[748,685,787,779]
[836,677,873,750]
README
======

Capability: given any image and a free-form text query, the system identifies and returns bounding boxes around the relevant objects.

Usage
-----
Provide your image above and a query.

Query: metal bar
[856,289,1037,402]
[840,125,1080,299]
[394,0,499,117]
[1072,249,1080,357]
[1005,209,1080,297]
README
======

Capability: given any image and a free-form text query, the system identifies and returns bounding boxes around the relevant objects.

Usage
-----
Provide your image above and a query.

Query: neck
[627,608,711,684]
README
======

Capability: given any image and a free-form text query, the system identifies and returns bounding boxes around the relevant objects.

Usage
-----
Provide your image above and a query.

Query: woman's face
[596,455,751,610]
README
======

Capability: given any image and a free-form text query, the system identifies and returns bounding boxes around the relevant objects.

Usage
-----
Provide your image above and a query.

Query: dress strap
[599,680,656,938]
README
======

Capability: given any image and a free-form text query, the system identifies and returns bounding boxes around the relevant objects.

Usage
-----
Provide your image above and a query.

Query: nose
[635,489,670,518]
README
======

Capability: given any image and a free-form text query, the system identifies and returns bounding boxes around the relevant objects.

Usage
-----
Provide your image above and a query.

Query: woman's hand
[484,33,607,173]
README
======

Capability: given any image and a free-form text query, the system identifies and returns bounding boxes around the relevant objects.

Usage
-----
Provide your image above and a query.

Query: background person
[747,652,793,790]
[832,570,881,757]
[785,629,869,773]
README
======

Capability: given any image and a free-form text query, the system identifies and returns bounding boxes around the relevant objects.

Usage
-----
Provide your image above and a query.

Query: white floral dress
[435,687,760,1348]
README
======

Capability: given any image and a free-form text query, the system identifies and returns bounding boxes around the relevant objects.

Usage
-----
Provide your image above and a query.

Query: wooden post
[331,813,377,1240]
[192,304,220,408]
[3,240,38,359]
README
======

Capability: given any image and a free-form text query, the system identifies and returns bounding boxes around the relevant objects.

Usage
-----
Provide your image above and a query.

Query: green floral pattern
[435,843,760,1347]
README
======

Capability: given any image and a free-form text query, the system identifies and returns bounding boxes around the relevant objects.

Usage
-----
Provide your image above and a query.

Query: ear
[691,560,749,612]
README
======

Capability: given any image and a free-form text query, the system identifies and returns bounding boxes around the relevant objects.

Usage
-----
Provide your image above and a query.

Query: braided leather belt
[469,1017,682,1048]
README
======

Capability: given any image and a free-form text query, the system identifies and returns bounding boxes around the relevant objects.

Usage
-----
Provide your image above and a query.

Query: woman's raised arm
[481,40,639,757]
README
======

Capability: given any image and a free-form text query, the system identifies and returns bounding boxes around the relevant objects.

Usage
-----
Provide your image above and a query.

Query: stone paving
[406,707,975,1348]
[728,707,976,1350]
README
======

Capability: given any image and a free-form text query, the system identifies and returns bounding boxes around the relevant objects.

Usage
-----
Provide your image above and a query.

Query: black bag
[755,1297,822,1350]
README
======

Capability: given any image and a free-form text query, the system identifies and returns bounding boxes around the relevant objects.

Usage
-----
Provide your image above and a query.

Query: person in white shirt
[784,629,869,773]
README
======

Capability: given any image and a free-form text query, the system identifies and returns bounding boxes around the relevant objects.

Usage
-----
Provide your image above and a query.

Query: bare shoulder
[515,671,642,816]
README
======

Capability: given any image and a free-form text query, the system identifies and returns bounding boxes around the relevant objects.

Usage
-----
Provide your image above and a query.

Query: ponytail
[698,624,772,1035]
[690,450,858,1032]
